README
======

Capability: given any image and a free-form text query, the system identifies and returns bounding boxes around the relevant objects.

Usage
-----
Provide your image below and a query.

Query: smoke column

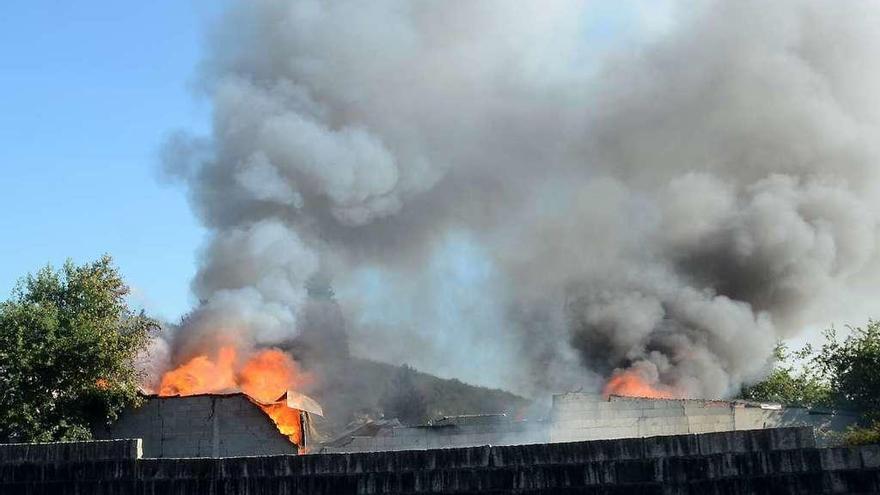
[160,0,880,399]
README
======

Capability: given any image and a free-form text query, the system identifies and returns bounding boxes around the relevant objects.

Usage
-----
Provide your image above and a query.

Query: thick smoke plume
[161,0,880,399]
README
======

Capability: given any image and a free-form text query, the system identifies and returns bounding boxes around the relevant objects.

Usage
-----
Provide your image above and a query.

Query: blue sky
[0,2,227,321]
[0,1,661,324]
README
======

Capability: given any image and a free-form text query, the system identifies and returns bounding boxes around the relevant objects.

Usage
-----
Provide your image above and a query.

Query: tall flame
[157,346,309,446]
[602,368,676,399]
[159,346,238,396]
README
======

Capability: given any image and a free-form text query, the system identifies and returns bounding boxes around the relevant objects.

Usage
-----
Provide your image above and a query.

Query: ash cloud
[161,0,880,399]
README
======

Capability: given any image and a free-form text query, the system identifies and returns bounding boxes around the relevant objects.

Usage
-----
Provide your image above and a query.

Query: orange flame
[602,369,676,399]
[157,345,309,446]
[238,349,302,403]
[159,346,238,396]
[259,402,303,444]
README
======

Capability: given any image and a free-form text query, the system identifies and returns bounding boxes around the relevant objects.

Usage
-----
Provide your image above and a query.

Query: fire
[238,349,302,403]
[157,345,309,446]
[260,402,303,444]
[159,346,238,396]
[602,368,676,399]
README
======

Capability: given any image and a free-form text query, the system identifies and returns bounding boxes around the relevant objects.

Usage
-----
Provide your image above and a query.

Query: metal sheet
[284,390,324,417]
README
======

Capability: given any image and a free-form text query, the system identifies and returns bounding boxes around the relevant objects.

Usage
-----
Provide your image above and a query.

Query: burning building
[96,343,324,457]
[121,0,880,463]
[94,390,322,458]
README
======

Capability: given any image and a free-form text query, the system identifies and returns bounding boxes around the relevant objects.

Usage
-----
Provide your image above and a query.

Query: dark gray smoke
[160,0,880,399]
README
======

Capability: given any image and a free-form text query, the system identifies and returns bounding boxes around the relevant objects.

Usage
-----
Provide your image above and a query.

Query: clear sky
[0,2,227,321]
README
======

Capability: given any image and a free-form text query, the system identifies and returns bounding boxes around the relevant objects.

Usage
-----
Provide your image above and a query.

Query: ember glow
[602,369,676,400]
[158,345,309,445]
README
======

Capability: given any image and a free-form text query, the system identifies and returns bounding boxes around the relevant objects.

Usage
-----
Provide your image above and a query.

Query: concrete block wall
[93,394,297,458]
[4,428,880,494]
[0,439,141,464]
[549,394,858,445]
[734,406,862,438]
[550,394,711,442]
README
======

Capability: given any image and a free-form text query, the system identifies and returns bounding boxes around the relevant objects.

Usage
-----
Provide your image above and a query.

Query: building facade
[93,393,299,458]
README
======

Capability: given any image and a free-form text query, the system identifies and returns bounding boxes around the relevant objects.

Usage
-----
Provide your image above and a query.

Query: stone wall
[3,428,880,494]
[93,394,297,458]
[0,439,141,464]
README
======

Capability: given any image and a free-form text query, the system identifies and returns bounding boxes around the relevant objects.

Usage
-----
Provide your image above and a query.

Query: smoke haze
[160,0,880,399]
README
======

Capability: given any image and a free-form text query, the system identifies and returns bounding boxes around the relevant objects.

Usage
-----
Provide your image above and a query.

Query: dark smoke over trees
[157,0,880,401]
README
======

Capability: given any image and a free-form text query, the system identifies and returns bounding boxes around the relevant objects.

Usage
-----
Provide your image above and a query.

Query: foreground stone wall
[3,428,880,494]
[0,439,141,464]
[93,394,297,458]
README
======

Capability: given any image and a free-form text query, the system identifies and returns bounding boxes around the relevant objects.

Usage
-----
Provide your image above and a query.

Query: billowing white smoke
[162,0,880,398]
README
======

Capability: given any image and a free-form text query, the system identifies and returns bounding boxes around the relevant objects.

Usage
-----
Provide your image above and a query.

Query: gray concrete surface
[3,427,880,494]
[93,393,297,458]
[323,393,860,453]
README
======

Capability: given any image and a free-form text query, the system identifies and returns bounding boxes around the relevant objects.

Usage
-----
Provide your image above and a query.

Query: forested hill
[307,357,531,433]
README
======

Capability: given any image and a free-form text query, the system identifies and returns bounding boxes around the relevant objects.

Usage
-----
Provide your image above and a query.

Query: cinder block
[860,445,880,468]
[597,408,643,419]
[820,448,863,471]
[640,417,688,429]
[552,395,604,414]
[608,400,651,411]
[552,410,589,422]
[600,418,641,428]
[599,427,640,439]
[684,405,731,416]
[641,408,685,418]
[551,418,585,430]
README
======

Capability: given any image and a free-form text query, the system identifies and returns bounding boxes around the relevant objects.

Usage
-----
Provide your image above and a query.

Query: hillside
[285,295,531,434]
[306,357,530,434]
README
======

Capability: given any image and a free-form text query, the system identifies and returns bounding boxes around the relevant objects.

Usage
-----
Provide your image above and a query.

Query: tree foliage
[0,256,157,442]
[813,322,880,418]
[740,321,880,420]
[739,323,880,446]
[739,343,832,408]
[842,420,880,446]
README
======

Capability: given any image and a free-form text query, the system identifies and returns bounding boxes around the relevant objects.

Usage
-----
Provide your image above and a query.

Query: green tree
[0,256,157,442]
[740,321,880,446]
[739,343,832,408]
[813,321,880,418]
[813,321,880,446]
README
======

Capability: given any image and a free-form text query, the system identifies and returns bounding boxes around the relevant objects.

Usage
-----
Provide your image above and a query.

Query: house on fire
[93,390,323,458]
